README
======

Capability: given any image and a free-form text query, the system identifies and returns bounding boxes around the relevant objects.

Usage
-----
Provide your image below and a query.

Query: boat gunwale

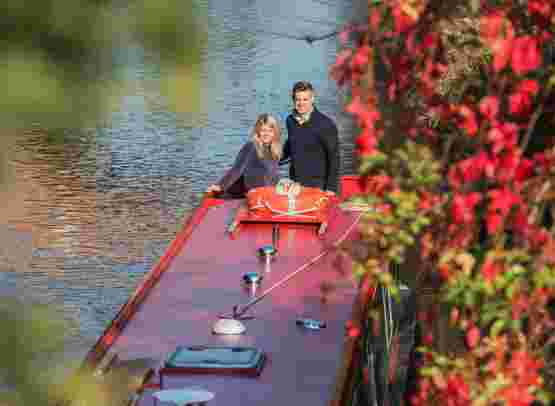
[79,176,369,405]
[81,197,225,370]
[331,278,376,405]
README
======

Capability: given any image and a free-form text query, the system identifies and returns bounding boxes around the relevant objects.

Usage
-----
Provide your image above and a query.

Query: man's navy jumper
[281,108,339,192]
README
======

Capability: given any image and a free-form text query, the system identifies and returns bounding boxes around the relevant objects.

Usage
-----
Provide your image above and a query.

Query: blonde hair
[251,113,282,160]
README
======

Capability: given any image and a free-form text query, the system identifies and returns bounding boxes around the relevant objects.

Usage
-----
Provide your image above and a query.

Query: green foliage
[358,151,387,174]
[439,249,555,339]
[0,0,206,129]
[340,0,555,402]
[0,299,138,405]
[0,299,67,405]
[349,141,441,289]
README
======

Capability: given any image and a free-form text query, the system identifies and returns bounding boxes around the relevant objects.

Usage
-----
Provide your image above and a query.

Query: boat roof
[85,184,364,405]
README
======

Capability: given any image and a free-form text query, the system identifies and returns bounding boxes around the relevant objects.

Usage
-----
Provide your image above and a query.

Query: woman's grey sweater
[217,141,279,196]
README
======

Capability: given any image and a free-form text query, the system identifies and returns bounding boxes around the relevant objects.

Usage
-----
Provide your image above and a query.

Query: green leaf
[490,319,506,337]
[464,290,476,306]
[510,319,522,331]
[420,367,440,377]
[410,222,421,234]
[358,159,374,175]
[353,263,368,278]
[434,355,449,366]
[535,389,553,405]
[505,283,517,299]
[548,72,555,90]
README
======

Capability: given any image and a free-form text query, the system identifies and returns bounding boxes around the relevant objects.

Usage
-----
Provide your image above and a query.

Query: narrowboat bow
[82,176,371,406]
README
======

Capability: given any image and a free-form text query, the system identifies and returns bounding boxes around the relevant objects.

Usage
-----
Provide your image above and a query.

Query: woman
[207,113,282,198]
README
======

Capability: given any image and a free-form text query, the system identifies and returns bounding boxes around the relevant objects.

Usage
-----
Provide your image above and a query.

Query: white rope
[251,197,329,218]
[263,202,318,218]
[232,212,363,318]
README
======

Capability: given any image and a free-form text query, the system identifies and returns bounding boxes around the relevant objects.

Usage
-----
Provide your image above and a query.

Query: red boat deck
[85,177,366,406]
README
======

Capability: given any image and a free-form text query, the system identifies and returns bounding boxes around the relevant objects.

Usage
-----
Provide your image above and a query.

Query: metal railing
[350,263,417,406]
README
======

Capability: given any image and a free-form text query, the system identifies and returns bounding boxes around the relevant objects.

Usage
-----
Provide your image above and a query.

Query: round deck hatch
[152,388,214,405]
[212,318,246,335]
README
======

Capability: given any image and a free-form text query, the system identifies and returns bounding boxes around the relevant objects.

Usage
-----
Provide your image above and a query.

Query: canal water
[0,0,364,360]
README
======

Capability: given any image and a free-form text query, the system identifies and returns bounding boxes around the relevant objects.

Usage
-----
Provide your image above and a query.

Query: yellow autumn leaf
[455,252,476,274]
[400,0,425,20]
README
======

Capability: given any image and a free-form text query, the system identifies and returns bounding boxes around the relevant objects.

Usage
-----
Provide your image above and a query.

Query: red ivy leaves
[509,91,533,116]
[479,96,500,121]
[391,2,419,34]
[516,79,540,96]
[444,374,471,405]
[509,79,540,116]
[420,59,447,99]
[347,96,382,157]
[346,97,381,129]
[466,326,481,349]
[533,150,555,175]
[412,373,471,406]
[528,0,553,20]
[448,150,494,188]
[481,259,504,282]
[486,187,522,234]
[511,36,542,76]
[355,131,378,156]
[480,15,543,75]
[480,12,514,72]
[497,351,544,406]
[334,2,554,404]
[453,105,478,136]
[451,192,482,225]
[361,174,393,196]
[511,292,530,320]
[487,122,519,154]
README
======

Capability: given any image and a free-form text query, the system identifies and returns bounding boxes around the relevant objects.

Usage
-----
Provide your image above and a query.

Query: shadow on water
[0,0,365,359]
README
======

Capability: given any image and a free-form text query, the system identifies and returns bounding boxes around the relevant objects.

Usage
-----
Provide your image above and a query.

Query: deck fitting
[212,318,247,335]
[257,245,277,264]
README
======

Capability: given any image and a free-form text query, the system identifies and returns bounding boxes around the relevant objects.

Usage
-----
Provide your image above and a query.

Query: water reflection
[0,0,364,357]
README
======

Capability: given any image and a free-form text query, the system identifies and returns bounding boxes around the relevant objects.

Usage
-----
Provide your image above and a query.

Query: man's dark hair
[291,81,314,99]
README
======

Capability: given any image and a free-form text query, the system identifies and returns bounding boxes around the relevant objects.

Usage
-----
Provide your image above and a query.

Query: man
[281,81,340,193]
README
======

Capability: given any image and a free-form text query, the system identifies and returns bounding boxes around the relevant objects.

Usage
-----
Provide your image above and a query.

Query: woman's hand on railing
[205,184,223,197]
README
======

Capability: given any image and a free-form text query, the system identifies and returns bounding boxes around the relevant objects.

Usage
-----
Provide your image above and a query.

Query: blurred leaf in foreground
[0,0,206,129]
[0,299,67,405]
[0,298,141,405]
[132,0,206,115]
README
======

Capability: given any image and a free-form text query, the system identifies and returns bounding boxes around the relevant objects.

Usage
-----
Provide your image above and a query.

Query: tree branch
[520,102,544,154]
[528,179,552,226]
[441,132,457,167]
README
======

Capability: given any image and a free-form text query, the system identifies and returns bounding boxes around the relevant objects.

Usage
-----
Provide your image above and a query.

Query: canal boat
[81,175,375,406]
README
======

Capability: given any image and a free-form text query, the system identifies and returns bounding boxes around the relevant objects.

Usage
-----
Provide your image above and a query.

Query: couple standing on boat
[206,81,339,198]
